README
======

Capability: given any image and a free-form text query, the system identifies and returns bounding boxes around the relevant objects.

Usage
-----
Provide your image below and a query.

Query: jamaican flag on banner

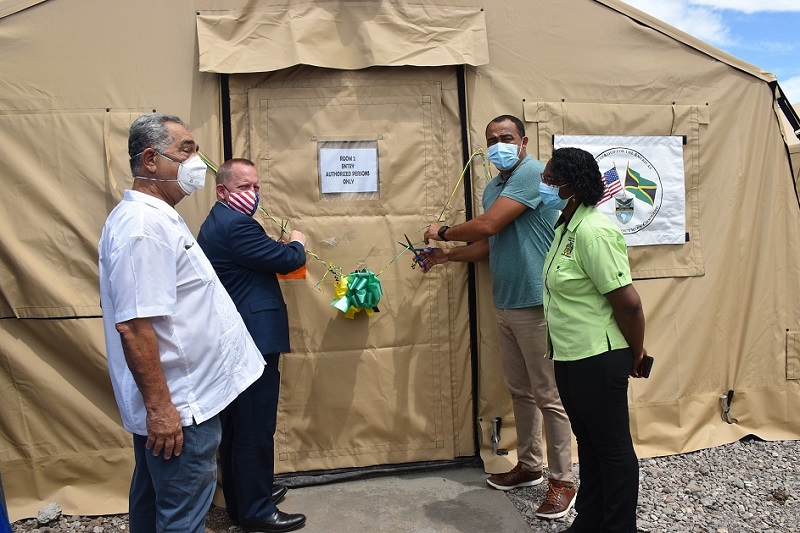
[625,166,657,205]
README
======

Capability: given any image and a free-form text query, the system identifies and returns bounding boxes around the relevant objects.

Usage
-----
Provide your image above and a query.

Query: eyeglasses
[540,172,562,186]
[129,148,195,163]
[156,151,191,165]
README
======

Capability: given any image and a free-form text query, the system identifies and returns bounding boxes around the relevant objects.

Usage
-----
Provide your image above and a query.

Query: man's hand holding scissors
[416,247,448,273]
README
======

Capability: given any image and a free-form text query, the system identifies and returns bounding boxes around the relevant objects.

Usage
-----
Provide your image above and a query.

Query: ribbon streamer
[197,149,489,313]
[257,205,344,284]
[198,151,345,288]
[435,148,492,223]
[330,270,383,319]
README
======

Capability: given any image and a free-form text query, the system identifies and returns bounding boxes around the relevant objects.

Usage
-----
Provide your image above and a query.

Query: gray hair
[128,113,187,175]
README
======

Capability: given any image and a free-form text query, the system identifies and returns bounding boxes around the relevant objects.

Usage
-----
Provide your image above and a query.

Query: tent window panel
[0,111,138,318]
[525,101,708,280]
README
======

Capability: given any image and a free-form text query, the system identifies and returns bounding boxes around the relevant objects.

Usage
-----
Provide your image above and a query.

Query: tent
[2,0,800,521]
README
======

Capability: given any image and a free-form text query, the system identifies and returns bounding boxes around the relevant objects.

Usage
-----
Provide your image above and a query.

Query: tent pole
[221,73,233,161]
[456,64,481,457]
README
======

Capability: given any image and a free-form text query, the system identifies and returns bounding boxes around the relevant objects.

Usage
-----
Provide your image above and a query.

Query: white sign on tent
[318,142,379,194]
[554,135,686,246]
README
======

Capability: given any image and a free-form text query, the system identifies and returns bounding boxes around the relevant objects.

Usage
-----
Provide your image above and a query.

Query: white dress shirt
[98,190,264,435]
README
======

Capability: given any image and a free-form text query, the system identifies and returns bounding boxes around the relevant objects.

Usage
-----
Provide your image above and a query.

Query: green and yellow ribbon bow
[330,270,383,319]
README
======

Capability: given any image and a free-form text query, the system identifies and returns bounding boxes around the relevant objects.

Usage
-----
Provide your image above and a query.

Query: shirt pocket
[548,254,584,291]
[184,243,214,284]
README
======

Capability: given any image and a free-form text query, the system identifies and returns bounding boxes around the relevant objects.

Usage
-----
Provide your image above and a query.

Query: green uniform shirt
[482,155,558,308]
[542,203,632,361]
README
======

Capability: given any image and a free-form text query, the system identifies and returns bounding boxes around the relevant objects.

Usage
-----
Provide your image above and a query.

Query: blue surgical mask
[487,142,521,171]
[539,182,567,210]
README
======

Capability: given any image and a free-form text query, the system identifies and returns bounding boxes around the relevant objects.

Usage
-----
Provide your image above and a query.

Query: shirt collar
[556,202,594,232]
[124,189,181,222]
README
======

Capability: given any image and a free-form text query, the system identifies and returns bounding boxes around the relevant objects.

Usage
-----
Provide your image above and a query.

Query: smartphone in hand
[637,355,654,378]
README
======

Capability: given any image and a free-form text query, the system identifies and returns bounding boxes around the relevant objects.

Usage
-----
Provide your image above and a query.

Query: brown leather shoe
[486,462,544,491]
[535,478,577,519]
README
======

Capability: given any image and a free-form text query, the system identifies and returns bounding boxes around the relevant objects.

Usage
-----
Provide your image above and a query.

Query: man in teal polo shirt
[423,115,576,520]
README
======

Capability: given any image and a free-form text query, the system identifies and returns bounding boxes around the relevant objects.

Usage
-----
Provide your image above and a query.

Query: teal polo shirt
[483,155,558,309]
[542,203,632,361]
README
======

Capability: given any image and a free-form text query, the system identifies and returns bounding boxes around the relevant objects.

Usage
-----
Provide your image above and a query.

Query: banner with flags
[554,135,686,246]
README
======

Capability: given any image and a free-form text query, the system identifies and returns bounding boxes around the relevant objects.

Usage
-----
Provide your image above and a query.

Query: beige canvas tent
[2,0,800,521]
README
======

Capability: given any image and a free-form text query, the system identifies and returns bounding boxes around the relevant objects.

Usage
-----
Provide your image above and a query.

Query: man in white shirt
[98,113,265,533]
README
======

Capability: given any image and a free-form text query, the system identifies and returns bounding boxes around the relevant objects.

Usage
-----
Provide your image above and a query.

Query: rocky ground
[10,437,799,532]
[509,437,799,533]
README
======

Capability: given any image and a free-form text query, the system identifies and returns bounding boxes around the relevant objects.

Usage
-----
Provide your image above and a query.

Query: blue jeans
[129,416,221,533]
[0,471,11,533]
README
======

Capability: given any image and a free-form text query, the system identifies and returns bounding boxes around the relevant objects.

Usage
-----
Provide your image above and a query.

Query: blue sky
[621,0,800,104]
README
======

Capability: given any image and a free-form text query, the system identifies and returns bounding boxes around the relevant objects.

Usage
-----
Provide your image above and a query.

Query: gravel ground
[10,437,799,532]
[508,437,800,533]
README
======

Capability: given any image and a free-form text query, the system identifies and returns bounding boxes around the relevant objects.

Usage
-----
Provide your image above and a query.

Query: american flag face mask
[225,188,260,217]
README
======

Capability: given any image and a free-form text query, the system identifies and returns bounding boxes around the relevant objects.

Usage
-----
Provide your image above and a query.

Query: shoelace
[543,485,566,505]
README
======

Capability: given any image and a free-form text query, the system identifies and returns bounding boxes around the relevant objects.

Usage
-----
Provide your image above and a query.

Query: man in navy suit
[198,158,307,533]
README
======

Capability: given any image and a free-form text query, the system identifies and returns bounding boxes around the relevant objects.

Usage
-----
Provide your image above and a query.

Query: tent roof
[593,0,776,84]
[0,0,781,84]
[0,0,47,18]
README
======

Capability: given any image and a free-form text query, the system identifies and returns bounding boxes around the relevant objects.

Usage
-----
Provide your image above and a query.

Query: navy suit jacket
[198,202,306,355]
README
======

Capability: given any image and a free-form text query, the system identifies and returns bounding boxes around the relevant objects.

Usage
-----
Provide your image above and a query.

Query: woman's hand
[630,347,649,378]
[605,285,646,377]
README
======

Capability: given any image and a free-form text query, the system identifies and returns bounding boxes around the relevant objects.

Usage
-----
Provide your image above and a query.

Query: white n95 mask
[174,154,208,195]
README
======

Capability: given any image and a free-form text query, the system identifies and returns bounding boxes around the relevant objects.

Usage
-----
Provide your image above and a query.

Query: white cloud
[621,1,800,104]
[780,76,800,106]
[688,1,800,14]
[621,0,732,45]
[753,42,795,54]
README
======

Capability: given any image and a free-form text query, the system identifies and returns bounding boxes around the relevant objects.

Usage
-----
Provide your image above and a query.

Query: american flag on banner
[599,166,623,205]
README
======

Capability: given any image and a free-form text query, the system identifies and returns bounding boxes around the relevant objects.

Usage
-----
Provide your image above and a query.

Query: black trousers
[219,353,281,526]
[554,348,639,533]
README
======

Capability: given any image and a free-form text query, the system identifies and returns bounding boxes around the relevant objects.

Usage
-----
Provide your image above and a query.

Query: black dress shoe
[271,484,288,504]
[241,509,306,532]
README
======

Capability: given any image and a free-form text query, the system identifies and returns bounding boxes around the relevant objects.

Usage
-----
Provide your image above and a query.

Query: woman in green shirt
[541,147,648,533]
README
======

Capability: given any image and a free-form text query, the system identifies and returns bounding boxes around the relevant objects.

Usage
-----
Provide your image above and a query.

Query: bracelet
[438,225,450,242]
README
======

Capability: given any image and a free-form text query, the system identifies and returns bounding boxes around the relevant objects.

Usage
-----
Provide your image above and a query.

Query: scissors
[398,234,433,270]
[280,219,289,241]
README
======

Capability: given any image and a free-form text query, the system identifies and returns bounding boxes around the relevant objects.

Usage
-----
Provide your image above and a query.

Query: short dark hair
[486,115,525,138]
[549,147,604,206]
[128,113,187,175]
[216,158,256,185]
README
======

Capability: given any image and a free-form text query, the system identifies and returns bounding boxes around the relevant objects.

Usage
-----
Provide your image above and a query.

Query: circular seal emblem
[595,147,663,235]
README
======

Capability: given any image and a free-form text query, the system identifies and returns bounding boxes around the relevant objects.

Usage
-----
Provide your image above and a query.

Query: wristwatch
[438,225,450,242]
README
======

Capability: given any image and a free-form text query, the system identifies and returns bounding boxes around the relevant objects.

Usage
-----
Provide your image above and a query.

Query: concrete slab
[274,465,531,533]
